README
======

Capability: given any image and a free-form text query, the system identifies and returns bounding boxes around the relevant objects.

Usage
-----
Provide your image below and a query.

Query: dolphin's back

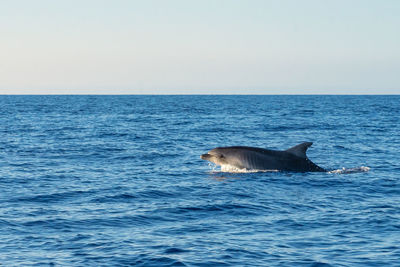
[222,146,293,170]
[218,145,325,172]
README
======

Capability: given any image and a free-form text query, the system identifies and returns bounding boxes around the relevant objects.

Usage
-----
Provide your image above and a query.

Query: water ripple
[0,95,399,266]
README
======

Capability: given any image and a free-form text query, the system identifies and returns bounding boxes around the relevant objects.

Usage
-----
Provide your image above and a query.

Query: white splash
[207,163,371,174]
[328,166,370,174]
[209,163,278,173]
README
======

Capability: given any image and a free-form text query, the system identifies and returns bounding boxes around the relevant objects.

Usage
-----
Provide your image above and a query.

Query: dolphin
[200,142,326,172]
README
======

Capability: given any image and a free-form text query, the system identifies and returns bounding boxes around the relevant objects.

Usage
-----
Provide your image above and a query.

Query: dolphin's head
[201,147,247,169]
[200,148,230,166]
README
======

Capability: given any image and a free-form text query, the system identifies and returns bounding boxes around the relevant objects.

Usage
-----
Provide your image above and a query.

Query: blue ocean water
[0,95,399,266]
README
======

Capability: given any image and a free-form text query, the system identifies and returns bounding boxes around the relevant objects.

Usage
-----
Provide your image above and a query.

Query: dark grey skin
[200,142,326,172]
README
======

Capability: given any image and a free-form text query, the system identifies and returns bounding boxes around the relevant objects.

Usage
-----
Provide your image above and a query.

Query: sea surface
[0,95,399,266]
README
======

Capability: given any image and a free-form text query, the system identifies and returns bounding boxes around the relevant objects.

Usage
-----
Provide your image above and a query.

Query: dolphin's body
[200,142,326,172]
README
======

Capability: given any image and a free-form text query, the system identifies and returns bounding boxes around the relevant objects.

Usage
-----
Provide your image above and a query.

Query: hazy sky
[1,0,399,94]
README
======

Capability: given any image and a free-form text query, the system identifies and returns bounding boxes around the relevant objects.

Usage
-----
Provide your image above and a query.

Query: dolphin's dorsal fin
[285,142,313,158]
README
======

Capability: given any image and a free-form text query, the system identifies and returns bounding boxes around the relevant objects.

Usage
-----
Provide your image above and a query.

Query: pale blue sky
[1,0,399,94]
